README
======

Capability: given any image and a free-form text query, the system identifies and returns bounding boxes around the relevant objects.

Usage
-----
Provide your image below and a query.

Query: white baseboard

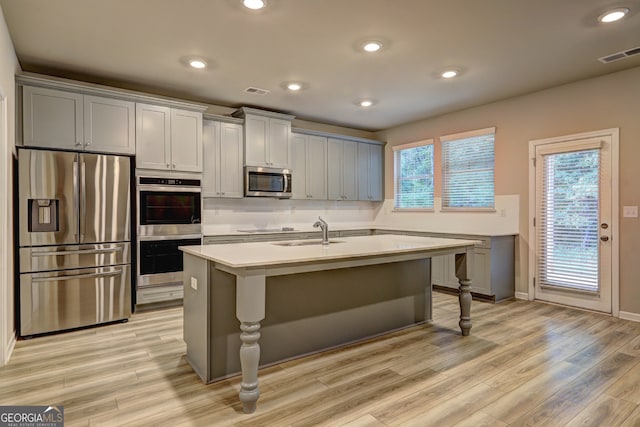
[3,332,16,366]
[619,311,640,323]
[515,292,529,300]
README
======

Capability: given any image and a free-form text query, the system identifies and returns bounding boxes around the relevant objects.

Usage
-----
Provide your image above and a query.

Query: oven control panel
[138,177,201,187]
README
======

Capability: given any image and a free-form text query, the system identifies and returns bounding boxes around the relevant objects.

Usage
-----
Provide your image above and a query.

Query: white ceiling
[1,0,639,131]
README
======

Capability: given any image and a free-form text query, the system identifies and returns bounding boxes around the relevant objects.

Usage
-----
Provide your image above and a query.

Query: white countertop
[201,224,517,238]
[180,234,479,269]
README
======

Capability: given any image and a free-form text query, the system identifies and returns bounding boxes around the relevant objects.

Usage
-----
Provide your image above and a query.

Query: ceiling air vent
[244,86,270,96]
[598,46,640,64]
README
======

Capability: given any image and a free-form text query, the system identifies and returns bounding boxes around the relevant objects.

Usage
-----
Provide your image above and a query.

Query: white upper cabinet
[23,86,83,150]
[170,109,203,172]
[23,86,134,154]
[291,133,327,200]
[83,95,135,154]
[267,118,292,168]
[328,138,358,201]
[203,120,244,198]
[357,143,383,201]
[234,108,294,169]
[135,104,171,170]
[136,103,203,172]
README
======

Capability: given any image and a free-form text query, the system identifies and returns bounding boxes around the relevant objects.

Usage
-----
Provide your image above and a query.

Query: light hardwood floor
[1,292,640,426]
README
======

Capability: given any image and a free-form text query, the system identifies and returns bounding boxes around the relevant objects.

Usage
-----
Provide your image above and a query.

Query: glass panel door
[534,136,612,313]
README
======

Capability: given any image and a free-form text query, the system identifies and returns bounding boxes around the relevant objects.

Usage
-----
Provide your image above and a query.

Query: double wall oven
[136,175,201,304]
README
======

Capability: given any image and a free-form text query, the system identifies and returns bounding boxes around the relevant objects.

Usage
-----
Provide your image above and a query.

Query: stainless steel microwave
[245,166,292,198]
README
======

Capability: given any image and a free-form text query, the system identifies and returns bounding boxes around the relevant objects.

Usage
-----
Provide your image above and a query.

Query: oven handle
[31,269,123,283]
[137,185,201,193]
[138,234,202,241]
[31,247,124,257]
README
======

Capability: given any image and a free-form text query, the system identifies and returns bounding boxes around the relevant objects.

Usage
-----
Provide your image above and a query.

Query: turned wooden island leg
[455,251,473,336]
[235,270,266,414]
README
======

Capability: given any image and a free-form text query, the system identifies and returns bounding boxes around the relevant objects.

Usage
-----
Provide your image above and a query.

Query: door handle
[73,160,79,242]
[600,236,609,242]
[32,247,124,257]
[80,161,87,241]
[31,269,123,283]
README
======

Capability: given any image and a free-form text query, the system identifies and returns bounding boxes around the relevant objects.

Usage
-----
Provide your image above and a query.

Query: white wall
[0,4,19,366]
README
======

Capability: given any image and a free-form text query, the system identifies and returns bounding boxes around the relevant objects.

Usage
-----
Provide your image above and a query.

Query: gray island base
[180,234,477,414]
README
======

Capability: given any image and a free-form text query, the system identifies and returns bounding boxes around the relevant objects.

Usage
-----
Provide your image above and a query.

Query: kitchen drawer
[338,229,372,237]
[203,236,247,245]
[137,284,183,304]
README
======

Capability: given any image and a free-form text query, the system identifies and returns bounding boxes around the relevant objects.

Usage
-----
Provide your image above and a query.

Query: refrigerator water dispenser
[28,199,59,232]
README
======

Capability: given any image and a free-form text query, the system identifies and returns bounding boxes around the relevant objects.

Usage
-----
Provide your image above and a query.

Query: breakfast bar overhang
[180,234,478,414]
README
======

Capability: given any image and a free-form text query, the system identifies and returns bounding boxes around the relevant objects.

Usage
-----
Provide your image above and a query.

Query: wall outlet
[623,206,638,218]
[190,276,198,290]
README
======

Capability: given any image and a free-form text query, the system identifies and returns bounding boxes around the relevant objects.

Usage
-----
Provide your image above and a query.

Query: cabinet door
[23,86,83,150]
[268,118,291,168]
[327,138,343,200]
[83,96,135,154]
[307,136,327,199]
[244,114,268,167]
[171,109,203,172]
[218,123,244,198]
[136,103,171,170]
[342,141,358,200]
[357,143,370,200]
[202,120,220,197]
[291,133,308,199]
[431,255,446,287]
[472,249,492,295]
[368,144,383,201]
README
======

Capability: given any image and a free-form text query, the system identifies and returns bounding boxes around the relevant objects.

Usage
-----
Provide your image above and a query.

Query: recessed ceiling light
[598,7,630,23]
[441,70,458,79]
[189,59,207,69]
[362,41,382,53]
[287,83,302,91]
[359,100,374,107]
[243,0,266,10]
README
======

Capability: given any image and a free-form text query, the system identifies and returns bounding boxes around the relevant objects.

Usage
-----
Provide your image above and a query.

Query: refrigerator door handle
[31,247,124,257]
[80,160,87,241]
[31,269,124,283]
[73,159,79,242]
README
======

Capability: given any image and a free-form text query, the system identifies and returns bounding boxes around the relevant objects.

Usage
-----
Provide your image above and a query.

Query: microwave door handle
[284,174,289,193]
[73,159,79,243]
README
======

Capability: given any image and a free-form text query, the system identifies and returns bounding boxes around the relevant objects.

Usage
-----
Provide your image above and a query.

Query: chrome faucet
[313,216,329,245]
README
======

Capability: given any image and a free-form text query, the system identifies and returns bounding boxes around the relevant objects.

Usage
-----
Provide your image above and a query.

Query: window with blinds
[393,140,434,209]
[441,128,495,209]
[538,149,600,292]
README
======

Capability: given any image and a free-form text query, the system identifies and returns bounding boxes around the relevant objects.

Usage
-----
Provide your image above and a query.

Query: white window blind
[393,140,434,209]
[441,128,495,209]
[538,149,600,292]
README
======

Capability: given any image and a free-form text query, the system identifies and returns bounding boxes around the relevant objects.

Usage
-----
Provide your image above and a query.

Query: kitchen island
[180,234,477,414]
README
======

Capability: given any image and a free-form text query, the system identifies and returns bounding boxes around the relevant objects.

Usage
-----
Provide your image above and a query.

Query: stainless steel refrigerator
[17,148,132,336]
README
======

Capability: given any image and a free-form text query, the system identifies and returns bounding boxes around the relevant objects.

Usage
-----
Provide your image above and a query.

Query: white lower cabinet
[291,133,328,199]
[203,120,244,198]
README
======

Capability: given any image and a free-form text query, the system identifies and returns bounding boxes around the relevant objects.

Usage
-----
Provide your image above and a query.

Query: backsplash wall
[202,198,379,234]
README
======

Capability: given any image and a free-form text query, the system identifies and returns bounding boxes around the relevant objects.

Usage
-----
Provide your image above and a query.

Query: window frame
[392,139,435,212]
[440,127,496,212]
